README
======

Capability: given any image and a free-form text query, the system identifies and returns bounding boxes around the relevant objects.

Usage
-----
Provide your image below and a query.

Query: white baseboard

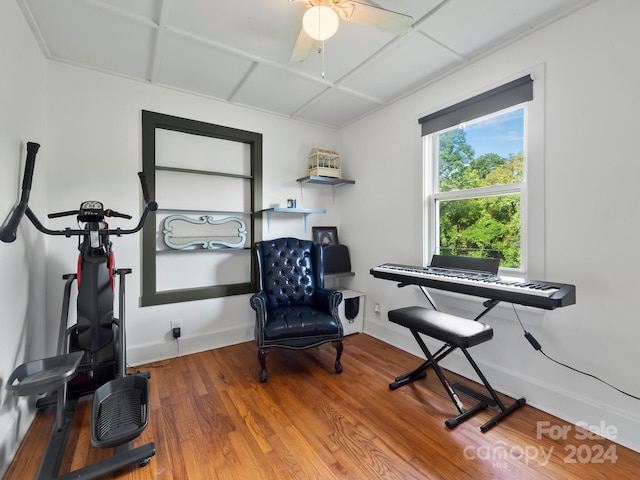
[127,324,254,366]
[365,319,640,454]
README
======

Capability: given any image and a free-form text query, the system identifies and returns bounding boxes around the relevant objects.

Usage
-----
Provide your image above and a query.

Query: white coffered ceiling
[17,0,595,128]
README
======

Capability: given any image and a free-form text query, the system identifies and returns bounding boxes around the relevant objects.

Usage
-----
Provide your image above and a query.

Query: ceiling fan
[289,0,413,62]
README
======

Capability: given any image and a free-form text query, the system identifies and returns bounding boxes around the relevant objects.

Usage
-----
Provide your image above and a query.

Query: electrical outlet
[171,320,182,339]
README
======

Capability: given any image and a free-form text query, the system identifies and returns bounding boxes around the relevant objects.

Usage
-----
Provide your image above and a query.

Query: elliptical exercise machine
[2,142,157,479]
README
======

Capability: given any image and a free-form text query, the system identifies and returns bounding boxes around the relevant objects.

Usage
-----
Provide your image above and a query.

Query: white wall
[0,1,48,476]
[4,0,640,474]
[340,0,640,452]
[44,63,341,365]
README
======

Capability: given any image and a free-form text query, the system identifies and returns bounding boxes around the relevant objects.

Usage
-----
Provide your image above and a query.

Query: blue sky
[463,108,524,158]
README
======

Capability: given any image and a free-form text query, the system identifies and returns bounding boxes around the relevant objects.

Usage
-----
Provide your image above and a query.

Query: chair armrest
[313,288,343,316]
[250,291,268,326]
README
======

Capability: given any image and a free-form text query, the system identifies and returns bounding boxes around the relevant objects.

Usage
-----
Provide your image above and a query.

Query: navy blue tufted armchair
[249,237,344,382]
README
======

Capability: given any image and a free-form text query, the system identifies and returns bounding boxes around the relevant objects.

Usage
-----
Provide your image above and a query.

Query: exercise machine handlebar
[0,142,40,243]
[138,171,157,212]
[0,142,158,243]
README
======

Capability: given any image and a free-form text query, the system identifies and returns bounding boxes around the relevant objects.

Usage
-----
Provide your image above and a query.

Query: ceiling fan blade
[290,27,316,62]
[341,1,413,35]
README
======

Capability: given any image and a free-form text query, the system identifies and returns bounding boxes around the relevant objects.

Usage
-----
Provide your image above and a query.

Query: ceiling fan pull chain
[321,40,326,79]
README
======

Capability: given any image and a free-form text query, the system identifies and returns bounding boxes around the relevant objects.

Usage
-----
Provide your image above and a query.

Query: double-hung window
[421,75,539,276]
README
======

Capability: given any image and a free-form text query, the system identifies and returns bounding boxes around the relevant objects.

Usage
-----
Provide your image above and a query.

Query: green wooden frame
[140,110,262,306]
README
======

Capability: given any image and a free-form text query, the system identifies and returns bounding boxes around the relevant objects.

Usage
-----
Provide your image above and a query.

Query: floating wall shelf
[261,207,326,232]
[296,176,355,203]
[297,175,355,187]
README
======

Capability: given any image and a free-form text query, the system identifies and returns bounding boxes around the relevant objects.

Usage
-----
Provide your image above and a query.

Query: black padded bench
[388,306,525,432]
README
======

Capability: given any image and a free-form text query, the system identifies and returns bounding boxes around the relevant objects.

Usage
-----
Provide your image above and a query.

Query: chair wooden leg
[333,340,343,374]
[258,347,270,383]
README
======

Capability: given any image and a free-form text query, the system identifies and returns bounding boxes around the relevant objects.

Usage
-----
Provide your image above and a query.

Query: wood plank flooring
[5,334,640,479]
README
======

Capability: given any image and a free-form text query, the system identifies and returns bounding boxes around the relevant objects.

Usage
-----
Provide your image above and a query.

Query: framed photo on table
[312,226,339,246]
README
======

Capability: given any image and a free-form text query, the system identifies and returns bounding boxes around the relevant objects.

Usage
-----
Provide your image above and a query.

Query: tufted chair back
[256,237,320,311]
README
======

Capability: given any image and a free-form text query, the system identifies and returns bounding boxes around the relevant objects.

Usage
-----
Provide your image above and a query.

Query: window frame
[422,68,545,280]
[140,110,263,307]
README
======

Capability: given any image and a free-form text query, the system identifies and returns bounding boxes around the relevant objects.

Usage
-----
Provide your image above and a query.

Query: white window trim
[422,64,546,281]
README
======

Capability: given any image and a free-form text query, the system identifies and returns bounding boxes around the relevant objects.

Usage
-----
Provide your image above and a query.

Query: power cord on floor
[512,304,640,401]
[126,337,180,372]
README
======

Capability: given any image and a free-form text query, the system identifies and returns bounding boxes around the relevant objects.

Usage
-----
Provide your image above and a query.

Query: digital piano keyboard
[370,262,576,310]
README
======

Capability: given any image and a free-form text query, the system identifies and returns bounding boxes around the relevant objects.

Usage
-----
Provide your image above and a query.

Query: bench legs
[397,328,526,432]
[389,341,453,390]
[457,346,526,432]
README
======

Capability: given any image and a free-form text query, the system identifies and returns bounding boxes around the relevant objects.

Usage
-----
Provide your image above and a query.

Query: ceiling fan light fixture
[303,6,339,41]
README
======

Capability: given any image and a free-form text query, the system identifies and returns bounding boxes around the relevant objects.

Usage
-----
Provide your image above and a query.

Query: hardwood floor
[5,334,640,479]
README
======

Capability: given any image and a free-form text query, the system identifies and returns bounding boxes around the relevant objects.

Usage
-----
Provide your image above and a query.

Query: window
[430,106,525,268]
[421,75,539,275]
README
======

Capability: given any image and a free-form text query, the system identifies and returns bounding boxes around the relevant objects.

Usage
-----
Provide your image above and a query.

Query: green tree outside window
[436,114,524,268]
